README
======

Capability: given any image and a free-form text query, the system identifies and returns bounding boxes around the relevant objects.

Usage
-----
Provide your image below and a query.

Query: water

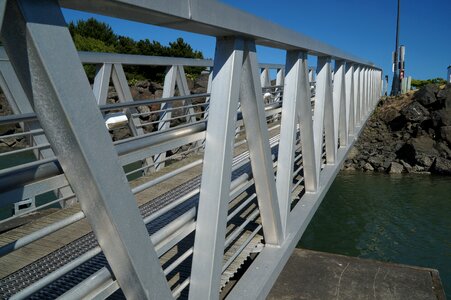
[0,151,142,221]
[298,172,451,296]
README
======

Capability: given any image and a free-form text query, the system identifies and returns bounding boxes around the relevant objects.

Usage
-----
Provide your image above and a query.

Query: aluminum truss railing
[0,48,284,213]
[0,0,382,299]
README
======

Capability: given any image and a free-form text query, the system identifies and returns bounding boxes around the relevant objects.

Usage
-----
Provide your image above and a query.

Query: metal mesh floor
[0,158,263,299]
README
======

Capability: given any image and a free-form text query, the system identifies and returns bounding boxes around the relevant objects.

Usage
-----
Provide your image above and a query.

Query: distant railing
[0,0,382,299]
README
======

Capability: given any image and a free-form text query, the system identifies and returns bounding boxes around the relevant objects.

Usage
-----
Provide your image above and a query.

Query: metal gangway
[0,0,382,299]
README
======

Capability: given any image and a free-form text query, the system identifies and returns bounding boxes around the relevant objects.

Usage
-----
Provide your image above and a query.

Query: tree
[68,18,116,46]
[68,18,205,82]
[411,78,447,88]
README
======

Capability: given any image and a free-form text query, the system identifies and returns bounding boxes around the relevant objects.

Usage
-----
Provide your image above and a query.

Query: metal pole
[390,0,401,96]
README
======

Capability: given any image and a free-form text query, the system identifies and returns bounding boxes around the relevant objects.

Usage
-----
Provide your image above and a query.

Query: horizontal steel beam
[78,51,213,67]
[59,0,379,68]
[0,47,285,70]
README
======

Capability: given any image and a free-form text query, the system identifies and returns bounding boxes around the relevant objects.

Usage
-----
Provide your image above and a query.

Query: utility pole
[390,0,401,96]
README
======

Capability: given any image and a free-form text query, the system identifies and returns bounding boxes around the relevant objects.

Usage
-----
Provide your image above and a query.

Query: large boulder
[435,141,451,159]
[388,162,404,174]
[396,135,439,166]
[347,146,360,160]
[379,108,400,124]
[413,84,439,107]
[194,73,209,89]
[148,82,163,93]
[437,84,451,109]
[400,101,429,123]
[368,155,385,169]
[431,157,451,175]
[431,109,451,127]
[411,135,439,156]
[363,162,374,171]
[441,126,451,145]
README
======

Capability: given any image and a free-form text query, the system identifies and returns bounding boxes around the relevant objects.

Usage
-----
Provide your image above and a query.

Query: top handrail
[59,0,380,69]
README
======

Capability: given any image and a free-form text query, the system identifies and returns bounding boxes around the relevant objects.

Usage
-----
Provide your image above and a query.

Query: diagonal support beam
[175,65,197,123]
[92,63,112,105]
[240,39,283,245]
[277,50,317,235]
[0,0,171,298]
[189,37,244,300]
[155,65,177,170]
[314,57,334,180]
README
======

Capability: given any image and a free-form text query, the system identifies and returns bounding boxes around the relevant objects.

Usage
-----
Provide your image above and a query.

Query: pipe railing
[0,1,382,299]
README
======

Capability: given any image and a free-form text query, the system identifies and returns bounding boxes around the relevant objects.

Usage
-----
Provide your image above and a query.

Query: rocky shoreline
[343,83,451,175]
[0,73,209,149]
[2,75,451,176]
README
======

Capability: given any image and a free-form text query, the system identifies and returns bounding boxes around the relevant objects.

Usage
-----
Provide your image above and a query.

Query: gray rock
[347,147,360,160]
[400,101,430,123]
[411,135,438,155]
[440,126,451,146]
[194,73,209,89]
[154,90,163,99]
[416,155,434,168]
[400,160,413,173]
[380,108,400,124]
[413,165,425,172]
[413,84,438,107]
[363,163,374,171]
[431,109,451,127]
[149,82,163,92]
[388,162,404,174]
[437,84,451,108]
[135,80,150,89]
[368,155,384,168]
[435,142,451,159]
[396,135,439,166]
[137,105,150,114]
[432,157,451,175]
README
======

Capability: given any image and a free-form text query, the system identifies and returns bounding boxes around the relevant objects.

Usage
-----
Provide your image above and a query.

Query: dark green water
[298,172,451,296]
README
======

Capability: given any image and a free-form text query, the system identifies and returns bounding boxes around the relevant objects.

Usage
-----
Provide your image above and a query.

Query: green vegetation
[411,78,447,88]
[68,18,204,82]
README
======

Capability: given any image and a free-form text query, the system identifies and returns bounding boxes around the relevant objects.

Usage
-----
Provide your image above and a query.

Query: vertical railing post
[240,39,283,245]
[1,0,172,298]
[345,63,355,137]
[260,67,270,88]
[333,60,347,148]
[315,56,335,167]
[189,36,244,300]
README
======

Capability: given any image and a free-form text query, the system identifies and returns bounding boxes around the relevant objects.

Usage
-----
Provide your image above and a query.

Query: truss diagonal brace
[0,0,172,299]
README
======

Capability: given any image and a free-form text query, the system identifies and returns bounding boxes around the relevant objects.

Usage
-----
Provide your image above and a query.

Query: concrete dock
[268,249,445,300]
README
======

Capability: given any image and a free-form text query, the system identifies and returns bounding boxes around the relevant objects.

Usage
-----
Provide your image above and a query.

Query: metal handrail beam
[60,0,379,68]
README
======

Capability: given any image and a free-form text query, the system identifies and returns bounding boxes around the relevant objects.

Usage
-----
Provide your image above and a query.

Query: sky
[62,0,451,86]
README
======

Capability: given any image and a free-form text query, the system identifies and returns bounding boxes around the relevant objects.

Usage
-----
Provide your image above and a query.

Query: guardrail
[0,0,382,299]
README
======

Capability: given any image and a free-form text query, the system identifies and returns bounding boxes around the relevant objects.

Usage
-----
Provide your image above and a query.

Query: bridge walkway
[0,123,286,299]
[0,1,383,298]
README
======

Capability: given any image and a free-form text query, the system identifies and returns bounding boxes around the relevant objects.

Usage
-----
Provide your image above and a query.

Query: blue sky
[62,0,451,84]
